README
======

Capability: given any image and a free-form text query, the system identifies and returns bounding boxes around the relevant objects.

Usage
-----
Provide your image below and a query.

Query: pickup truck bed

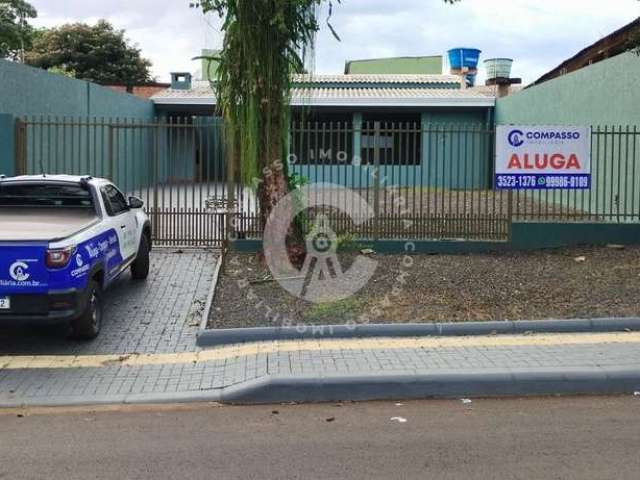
[0,175,151,340]
[0,209,99,242]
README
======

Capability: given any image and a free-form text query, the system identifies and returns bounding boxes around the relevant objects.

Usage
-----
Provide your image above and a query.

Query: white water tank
[484,58,513,80]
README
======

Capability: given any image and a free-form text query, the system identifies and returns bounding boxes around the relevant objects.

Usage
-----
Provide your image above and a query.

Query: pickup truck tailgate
[0,244,49,295]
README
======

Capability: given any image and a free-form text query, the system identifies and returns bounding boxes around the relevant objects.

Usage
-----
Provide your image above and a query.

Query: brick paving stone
[0,250,218,356]
[2,253,640,406]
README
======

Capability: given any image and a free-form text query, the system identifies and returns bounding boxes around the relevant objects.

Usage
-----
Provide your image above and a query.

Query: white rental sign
[495,125,591,190]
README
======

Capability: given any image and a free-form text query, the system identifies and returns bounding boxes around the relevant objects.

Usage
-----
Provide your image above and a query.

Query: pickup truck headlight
[46,247,76,269]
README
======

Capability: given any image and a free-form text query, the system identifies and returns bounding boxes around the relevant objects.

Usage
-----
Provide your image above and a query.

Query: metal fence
[14,117,640,247]
[287,121,640,238]
[514,125,640,223]
[15,116,238,247]
[286,120,510,241]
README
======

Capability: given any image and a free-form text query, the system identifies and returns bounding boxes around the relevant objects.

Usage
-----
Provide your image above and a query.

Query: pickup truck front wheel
[72,281,103,340]
[131,234,150,280]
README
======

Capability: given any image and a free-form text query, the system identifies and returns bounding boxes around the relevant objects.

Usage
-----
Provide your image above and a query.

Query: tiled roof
[291,87,488,99]
[153,81,214,99]
[290,87,492,106]
[290,74,460,84]
[152,78,495,107]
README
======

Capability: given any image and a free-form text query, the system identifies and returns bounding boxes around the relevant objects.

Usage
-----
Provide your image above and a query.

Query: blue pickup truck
[0,175,151,339]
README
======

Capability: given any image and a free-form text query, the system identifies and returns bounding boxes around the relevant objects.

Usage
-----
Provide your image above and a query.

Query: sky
[29,0,640,85]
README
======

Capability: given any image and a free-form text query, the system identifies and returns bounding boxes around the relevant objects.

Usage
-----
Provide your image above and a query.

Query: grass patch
[302,297,364,324]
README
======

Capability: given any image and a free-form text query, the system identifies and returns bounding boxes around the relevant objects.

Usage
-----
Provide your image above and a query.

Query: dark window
[290,112,354,165]
[0,183,93,208]
[361,121,422,166]
[101,185,129,216]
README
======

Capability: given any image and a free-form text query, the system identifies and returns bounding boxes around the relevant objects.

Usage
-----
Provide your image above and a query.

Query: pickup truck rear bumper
[0,290,87,324]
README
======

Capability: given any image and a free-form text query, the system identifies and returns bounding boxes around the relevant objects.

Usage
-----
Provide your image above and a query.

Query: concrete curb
[223,367,640,404]
[0,390,223,408]
[196,317,640,347]
[199,255,223,332]
[3,366,640,408]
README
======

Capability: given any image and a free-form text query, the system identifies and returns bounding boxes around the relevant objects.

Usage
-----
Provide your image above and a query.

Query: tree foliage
[192,0,331,244]
[193,0,324,180]
[0,0,37,60]
[192,0,460,246]
[25,20,152,85]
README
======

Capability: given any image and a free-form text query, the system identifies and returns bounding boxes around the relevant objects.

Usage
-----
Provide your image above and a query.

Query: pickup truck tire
[131,234,150,280]
[71,280,103,340]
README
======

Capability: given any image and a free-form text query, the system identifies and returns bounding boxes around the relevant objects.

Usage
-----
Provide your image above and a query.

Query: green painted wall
[495,52,640,222]
[495,52,640,126]
[0,59,154,118]
[0,59,155,179]
[290,108,492,188]
[421,110,491,189]
[0,114,14,176]
[346,56,443,75]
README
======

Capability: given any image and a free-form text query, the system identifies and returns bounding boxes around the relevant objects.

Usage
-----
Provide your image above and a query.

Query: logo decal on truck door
[9,262,30,282]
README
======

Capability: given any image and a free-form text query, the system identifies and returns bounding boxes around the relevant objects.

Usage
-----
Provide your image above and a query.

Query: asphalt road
[1,396,639,479]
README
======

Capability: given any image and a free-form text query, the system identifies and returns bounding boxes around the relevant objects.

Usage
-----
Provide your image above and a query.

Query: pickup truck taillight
[46,247,75,269]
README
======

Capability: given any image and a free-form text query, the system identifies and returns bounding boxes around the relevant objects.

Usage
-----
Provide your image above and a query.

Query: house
[532,16,640,86]
[152,65,498,187]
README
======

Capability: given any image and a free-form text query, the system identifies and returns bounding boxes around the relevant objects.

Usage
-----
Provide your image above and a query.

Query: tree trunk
[257,95,305,266]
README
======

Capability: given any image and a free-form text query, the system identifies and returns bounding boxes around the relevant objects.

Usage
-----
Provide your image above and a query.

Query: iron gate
[15,116,238,247]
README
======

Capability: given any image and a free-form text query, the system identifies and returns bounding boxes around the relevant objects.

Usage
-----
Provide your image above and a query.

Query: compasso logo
[508,129,525,147]
[262,183,378,303]
[9,261,30,282]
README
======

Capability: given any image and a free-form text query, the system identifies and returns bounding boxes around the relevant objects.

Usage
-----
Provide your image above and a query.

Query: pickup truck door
[100,185,138,264]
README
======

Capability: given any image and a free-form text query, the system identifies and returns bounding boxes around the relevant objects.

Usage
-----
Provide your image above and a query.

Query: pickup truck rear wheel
[72,280,102,340]
[131,234,150,280]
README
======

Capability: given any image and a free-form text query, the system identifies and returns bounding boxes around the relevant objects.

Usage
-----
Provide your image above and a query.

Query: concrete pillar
[420,112,431,186]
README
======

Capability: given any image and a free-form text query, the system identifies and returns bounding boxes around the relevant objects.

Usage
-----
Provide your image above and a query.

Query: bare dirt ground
[209,245,640,329]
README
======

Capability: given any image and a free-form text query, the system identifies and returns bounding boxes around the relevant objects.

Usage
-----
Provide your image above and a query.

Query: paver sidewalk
[0,250,217,356]
[2,332,640,406]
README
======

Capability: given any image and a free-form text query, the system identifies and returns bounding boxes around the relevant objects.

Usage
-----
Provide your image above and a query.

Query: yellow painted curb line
[1,332,640,370]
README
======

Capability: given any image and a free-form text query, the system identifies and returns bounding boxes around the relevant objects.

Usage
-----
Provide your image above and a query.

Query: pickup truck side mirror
[128,196,144,209]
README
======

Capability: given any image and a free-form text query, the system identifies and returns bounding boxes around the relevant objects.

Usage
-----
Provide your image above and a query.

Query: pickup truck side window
[101,185,129,216]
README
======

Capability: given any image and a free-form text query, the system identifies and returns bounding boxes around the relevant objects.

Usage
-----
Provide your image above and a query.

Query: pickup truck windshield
[0,183,94,208]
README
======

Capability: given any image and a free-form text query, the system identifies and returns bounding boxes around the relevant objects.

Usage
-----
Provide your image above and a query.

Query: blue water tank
[447,48,482,70]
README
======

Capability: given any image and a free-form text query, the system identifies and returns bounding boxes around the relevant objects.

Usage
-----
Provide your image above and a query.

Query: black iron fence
[15,116,235,246]
[14,117,640,246]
